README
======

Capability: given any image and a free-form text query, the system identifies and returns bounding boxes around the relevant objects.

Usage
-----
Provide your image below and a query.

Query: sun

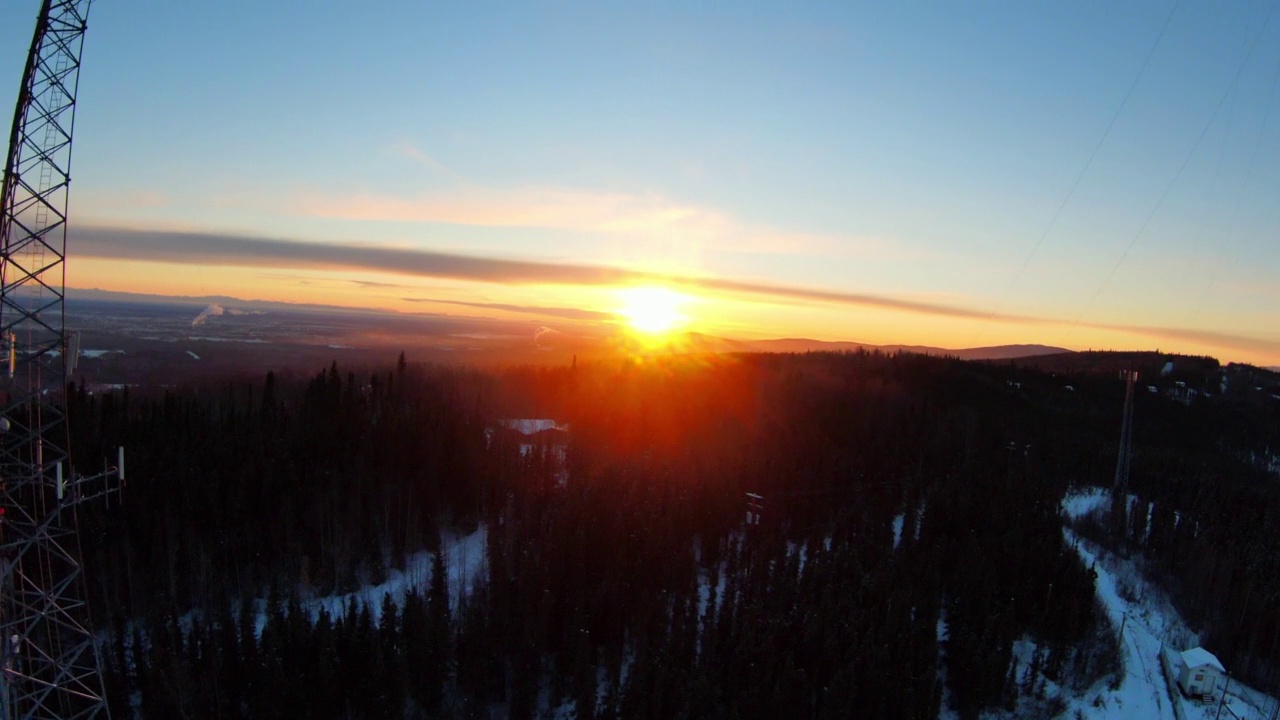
[616,286,690,337]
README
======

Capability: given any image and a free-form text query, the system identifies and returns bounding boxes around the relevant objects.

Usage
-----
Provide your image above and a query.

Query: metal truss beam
[0,2,114,719]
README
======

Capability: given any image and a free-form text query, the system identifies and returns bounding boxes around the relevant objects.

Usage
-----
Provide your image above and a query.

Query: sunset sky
[4,1,1280,363]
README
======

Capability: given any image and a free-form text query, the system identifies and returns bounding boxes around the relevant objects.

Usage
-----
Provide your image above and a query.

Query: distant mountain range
[665,333,1068,360]
[742,337,1069,360]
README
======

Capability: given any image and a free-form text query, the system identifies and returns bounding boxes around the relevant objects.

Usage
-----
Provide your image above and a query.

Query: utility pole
[1214,671,1230,720]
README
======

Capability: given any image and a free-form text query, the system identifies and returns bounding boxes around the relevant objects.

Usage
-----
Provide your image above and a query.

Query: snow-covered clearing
[254,524,487,634]
[1057,488,1278,720]
[1061,487,1109,522]
[937,610,960,720]
[696,558,728,619]
[1061,528,1174,720]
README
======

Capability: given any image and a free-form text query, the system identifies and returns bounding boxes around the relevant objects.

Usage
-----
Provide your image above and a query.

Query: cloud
[404,297,615,322]
[394,142,457,177]
[1097,324,1280,358]
[282,186,862,257]
[348,278,413,289]
[76,225,638,283]
[690,277,1046,323]
[252,273,412,290]
[71,224,1280,357]
[289,187,732,238]
[69,225,1049,322]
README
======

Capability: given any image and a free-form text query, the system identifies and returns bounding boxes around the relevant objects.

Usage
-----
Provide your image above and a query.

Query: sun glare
[617,286,690,337]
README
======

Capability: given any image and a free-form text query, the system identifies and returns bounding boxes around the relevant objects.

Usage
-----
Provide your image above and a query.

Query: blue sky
[4,1,1280,362]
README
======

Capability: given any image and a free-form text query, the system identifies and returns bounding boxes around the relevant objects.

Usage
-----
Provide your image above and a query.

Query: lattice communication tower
[0,1,121,718]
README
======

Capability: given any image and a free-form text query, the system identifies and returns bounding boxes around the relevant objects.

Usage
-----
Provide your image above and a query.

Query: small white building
[1177,647,1225,697]
[492,419,569,457]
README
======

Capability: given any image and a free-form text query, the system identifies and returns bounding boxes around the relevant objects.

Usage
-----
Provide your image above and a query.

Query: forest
[54,350,1280,718]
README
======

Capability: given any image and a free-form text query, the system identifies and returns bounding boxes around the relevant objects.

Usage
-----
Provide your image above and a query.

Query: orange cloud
[69,224,1280,361]
[67,224,1045,324]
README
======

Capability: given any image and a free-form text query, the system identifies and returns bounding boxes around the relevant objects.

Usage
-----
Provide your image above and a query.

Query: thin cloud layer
[1099,324,1280,358]
[72,225,1011,321]
[76,225,636,284]
[71,225,1280,357]
[289,187,728,238]
[405,297,615,322]
[283,186,849,257]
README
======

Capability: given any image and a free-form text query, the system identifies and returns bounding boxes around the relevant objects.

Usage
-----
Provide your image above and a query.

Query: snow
[254,524,487,635]
[1181,647,1224,673]
[1060,487,1150,538]
[443,524,488,612]
[1062,487,1109,522]
[496,419,566,435]
[784,540,808,576]
[186,351,200,360]
[1055,490,1280,720]
[936,610,960,720]
[695,562,727,618]
[1063,529,1173,720]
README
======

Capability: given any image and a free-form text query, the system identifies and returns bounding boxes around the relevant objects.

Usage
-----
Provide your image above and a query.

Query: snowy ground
[1055,488,1278,720]
[254,524,488,634]
[1061,487,1109,522]
[1060,529,1177,720]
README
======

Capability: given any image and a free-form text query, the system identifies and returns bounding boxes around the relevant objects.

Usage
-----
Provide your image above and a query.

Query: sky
[4,1,1280,363]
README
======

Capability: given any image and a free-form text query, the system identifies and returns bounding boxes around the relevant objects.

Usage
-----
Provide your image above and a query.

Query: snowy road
[1062,528,1177,720]
[1057,489,1277,720]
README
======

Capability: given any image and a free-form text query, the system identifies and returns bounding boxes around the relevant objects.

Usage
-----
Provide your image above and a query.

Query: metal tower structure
[1112,370,1137,495]
[1110,370,1137,544]
[0,1,120,718]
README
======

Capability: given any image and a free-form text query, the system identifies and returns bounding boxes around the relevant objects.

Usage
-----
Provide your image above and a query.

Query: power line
[1178,8,1252,295]
[971,0,1182,343]
[1072,2,1276,333]
[1191,23,1280,319]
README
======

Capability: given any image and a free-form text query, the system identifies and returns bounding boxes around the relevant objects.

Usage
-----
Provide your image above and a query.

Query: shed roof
[1181,647,1225,673]
[497,419,566,435]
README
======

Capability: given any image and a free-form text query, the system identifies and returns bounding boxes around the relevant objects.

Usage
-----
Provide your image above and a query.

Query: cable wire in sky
[1179,8,1252,292]
[970,0,1182,343]
[1073,1,1276,331]
[1190,24,1280,319]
